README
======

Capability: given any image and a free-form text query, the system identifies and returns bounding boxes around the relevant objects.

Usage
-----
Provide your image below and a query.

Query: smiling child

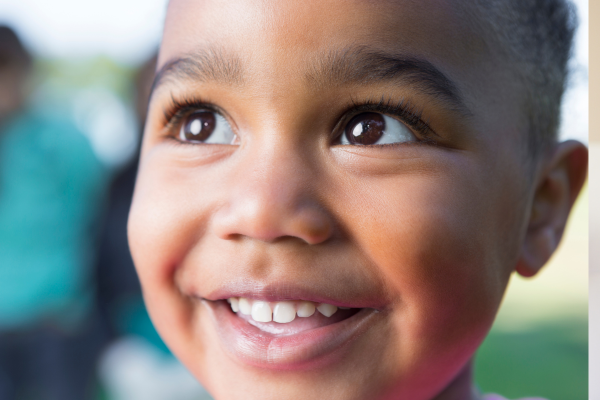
[127,0,588,399]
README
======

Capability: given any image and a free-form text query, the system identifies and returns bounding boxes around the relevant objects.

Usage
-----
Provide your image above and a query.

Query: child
[128,0,588,399]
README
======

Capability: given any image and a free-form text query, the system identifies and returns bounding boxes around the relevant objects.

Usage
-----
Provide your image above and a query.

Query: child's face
[129,0,536,399]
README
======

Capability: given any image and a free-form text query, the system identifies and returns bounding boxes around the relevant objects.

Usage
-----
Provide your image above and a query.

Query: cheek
[336,164,514,370]
[127,153,210,363]
[129,161,196,284]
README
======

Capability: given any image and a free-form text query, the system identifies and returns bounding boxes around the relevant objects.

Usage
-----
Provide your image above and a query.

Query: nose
[211,144,334,245]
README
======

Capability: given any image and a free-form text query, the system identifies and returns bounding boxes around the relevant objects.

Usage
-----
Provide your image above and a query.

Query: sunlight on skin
[128,1,587,399]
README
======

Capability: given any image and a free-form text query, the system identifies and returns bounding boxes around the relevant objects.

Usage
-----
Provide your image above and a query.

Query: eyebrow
[305,46,471,116]
[152,45,471,116]
[151,47,243,94]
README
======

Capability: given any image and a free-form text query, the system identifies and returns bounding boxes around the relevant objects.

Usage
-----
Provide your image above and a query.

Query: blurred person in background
[0,25,110,400]
[96,54,157,347]
[0,27,29,126]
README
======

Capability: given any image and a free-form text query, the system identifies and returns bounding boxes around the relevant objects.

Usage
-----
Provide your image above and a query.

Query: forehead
[160,0,487,87]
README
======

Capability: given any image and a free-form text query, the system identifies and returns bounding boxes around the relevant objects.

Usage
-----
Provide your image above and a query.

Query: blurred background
[0,0,589,399]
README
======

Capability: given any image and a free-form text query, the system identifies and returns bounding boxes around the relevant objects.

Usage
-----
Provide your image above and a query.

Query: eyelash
[161,94,436,143]
[162,94,219,132]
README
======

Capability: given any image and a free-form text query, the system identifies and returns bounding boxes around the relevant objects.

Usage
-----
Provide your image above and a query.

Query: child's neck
[432,361,481,400]
[380,360,481,400]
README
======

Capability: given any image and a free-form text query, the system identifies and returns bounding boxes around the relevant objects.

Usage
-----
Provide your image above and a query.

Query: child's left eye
[179,110,236,144]
[340,112,416,146]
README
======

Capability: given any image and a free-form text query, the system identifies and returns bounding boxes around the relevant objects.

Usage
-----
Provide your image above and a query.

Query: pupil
[183,111,216,142]
[345,112,385,145]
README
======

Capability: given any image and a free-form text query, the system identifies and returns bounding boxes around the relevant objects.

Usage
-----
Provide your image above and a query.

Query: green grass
[474,318,588,400]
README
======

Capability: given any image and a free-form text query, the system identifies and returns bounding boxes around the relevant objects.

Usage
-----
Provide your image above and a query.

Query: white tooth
[297,301,315,318]
[238,298,252,315]
[230,298,239,312]
[317,303,338,317]
[273,302,296,323]
[251,301,272,322]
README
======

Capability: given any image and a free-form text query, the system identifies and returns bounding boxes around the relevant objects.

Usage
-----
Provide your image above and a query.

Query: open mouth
[226,297,362,335]
[205,297,382,370]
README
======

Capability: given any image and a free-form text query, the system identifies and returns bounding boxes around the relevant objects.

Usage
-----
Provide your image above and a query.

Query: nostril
[287,208,333,245]
[212,199,334,245]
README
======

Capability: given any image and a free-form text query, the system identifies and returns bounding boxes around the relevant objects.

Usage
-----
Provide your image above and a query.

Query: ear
[515,141,588,277]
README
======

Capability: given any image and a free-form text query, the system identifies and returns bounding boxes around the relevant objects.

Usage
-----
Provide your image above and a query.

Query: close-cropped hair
[469,0,577,157]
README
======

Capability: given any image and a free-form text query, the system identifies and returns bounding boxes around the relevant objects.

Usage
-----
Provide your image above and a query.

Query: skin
[128,0,588,399]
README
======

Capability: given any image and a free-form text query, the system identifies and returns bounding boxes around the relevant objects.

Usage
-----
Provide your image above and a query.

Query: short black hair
[470,0,578,156]
[0,25,32,71]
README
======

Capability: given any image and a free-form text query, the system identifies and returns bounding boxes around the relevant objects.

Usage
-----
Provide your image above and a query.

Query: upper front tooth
[317,303,338,317]
[297,301,316,317]
[252,300,272,322]
[238,298,252,315]
[273,301,296,323]
[229,298,239,312]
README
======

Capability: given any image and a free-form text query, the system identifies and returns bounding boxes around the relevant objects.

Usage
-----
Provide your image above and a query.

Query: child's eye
[340,112,416,146]
[179,110,236,144]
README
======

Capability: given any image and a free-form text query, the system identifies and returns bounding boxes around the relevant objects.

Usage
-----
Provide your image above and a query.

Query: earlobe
[516,227,557,277]
[515,140,588,277]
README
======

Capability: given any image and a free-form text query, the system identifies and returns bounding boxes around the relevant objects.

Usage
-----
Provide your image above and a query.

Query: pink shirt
[484,395,547,400]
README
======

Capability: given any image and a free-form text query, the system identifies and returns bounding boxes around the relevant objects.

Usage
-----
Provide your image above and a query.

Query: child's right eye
[179,110,236,145]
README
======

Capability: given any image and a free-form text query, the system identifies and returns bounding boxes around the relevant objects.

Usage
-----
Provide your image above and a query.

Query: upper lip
[197,279,389,310]
[175,247,391,310]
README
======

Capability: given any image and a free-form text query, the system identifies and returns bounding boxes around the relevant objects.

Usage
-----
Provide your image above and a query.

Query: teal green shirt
[0,108,108,330]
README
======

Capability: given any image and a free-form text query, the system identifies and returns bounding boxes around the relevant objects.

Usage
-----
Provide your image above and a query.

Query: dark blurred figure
[95,54,164,349]
[0,26,109,400]
[0,27,30,125]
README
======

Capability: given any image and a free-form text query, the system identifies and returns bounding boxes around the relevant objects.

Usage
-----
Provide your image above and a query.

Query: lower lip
[206,300,381,370]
